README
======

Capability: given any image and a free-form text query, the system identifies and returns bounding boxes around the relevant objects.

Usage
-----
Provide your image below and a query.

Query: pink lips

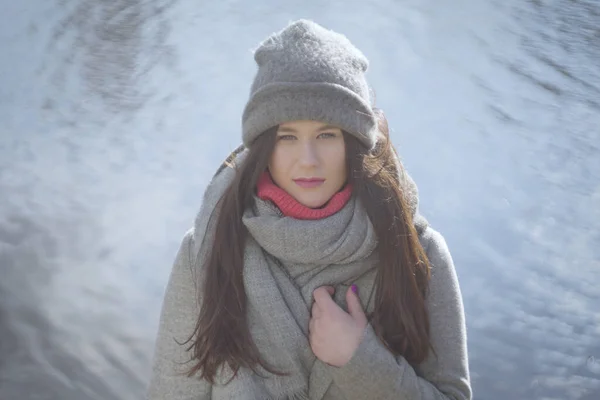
[293,178,325,188]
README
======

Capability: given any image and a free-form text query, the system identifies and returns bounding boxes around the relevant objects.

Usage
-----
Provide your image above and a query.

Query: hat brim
[242,82,377,149]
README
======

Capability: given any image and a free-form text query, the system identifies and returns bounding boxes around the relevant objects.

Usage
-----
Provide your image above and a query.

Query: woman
[148,19,471,400]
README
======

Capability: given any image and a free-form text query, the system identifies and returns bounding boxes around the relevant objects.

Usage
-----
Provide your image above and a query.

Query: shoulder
[419,226,452,267]
[180,227,195,260]
[169,227,199,280]
[418,226,462,299]
[191,144,248,263]
[171,227,197,280]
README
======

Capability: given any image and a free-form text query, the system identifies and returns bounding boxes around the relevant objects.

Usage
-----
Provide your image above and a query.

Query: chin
[295,194,330,209]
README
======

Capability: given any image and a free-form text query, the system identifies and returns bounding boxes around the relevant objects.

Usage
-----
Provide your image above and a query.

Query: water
[1,0,599,399]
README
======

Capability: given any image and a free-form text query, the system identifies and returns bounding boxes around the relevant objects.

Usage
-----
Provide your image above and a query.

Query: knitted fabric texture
[256,171,353,220]
[242,19,378,149]
[148,148,472,400]
[199,149,381,399]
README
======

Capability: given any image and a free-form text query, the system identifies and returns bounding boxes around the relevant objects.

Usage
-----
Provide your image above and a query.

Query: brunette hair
[183,109,432,383]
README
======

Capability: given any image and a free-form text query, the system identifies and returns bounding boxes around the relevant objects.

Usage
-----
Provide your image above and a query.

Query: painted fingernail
[351,284,358,294]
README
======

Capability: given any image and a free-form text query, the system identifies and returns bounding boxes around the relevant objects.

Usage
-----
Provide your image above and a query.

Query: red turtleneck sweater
[256,172,352,220]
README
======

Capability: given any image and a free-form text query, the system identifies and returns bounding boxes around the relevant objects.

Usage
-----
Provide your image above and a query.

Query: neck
[256,171,352,220]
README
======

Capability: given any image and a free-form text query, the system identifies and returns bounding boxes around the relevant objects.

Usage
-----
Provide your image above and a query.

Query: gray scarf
[192,146,425,399]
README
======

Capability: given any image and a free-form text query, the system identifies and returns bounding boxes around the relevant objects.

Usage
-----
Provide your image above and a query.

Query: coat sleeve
[147,229,212,399]
[328,227,472,400]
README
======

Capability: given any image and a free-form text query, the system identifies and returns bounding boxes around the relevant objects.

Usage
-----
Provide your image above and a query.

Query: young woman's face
[268,120,347,209]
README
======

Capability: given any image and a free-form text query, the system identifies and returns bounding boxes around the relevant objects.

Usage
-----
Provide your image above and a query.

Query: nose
[298,141,319,168]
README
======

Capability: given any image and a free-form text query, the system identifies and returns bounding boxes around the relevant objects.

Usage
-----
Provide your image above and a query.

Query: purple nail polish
[351,284,358,294]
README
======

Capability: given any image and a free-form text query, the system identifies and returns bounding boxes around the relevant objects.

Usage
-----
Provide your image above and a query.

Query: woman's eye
[277,135,296,140]
[319,132,337,139]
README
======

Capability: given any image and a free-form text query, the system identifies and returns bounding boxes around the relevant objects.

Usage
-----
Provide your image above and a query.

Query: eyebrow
[277,124,341,133]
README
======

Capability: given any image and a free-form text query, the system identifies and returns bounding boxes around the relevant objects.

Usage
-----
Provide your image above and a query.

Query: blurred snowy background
[1,0,599,399]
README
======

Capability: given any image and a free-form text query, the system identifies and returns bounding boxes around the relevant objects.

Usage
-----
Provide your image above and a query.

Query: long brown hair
[184,109,432,383]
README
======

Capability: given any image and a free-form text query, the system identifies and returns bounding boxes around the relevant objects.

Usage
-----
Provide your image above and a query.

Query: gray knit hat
[242,19,378,149]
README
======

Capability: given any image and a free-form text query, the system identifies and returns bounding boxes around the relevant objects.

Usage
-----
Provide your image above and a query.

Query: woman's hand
[309,285,368,367]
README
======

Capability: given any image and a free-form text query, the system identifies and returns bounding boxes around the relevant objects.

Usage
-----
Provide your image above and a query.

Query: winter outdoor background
[1,0,599,399]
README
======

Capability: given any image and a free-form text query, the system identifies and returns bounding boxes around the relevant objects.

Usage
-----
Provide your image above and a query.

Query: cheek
[330,146,347,178]
[268,148,288,180]
[338,152,347,173]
